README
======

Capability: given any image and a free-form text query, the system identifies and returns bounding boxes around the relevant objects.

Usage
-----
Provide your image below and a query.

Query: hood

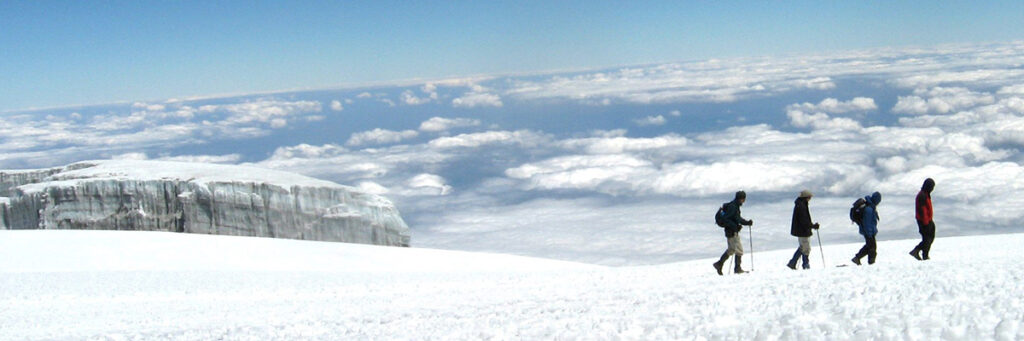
[922,178,935,194]
[867,192,882,206]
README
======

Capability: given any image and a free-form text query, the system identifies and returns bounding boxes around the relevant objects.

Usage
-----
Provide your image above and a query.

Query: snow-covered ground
[2,230,1023,340]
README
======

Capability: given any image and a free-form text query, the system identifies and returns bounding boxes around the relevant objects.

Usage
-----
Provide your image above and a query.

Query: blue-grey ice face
[6,42,1024,265]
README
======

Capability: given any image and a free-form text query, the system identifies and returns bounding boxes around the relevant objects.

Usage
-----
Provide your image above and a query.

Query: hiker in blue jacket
[852,191,881,265]
[713,191,754,275]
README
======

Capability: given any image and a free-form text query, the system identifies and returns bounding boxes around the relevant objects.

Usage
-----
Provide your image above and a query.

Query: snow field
[2,230,1023,340]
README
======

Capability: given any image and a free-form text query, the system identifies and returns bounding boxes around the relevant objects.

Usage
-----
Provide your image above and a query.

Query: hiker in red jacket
[910,178,936,260]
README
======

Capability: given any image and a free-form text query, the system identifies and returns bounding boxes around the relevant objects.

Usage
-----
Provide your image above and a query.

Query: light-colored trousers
[798,237,811,255]
[725,235,744,256]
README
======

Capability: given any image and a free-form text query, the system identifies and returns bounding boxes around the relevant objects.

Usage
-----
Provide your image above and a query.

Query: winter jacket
[790,197,814,237]
[916,179,934,225]
[860,192,881,237]
[722,199,752,237]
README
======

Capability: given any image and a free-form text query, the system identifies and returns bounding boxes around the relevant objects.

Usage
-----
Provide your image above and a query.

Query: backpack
[850,197,867,226]
[715,203,729,228]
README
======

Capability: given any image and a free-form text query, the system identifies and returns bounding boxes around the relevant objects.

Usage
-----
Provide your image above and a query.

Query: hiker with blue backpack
[852,192,882,265]
[787,190,820,270]
[713,191,754,275]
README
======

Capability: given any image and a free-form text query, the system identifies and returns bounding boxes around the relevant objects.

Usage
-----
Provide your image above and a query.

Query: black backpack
[849,197,867,226]
[715,202,729,228]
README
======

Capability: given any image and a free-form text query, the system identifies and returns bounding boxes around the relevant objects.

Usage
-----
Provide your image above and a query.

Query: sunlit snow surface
[2,230,1022,340]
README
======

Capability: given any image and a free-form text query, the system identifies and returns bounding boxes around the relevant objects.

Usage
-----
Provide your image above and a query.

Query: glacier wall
[0,161,410,247]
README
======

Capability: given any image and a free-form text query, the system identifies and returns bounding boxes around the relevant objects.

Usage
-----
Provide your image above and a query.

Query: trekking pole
[748,224,754,272]
[816,229,826,268]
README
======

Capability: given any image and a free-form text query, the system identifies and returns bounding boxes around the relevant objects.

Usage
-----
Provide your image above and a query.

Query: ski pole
[816,229,826,268]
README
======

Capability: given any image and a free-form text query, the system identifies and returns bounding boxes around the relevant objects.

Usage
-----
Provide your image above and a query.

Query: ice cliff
[0,160,410,246]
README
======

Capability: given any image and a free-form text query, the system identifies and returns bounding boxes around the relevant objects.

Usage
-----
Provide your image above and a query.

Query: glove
[813,223,820,229]
[747,220,754,226]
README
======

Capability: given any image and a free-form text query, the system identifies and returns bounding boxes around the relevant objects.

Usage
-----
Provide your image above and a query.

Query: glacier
[0,160,410,246]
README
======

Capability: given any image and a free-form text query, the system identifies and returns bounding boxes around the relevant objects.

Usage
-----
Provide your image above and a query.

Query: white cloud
[200,100,322,126]
[893,87,995,115]
[893,69,1024,89]
[267,143,348,159]
[560,135,689,154]
[784,98,872,131]
[419,117,481,132]
[112,152,148,160]
[788,97,877,113]
[428,130,549,149]
[132,102,166,112]
[110,152,243,164]
[156,154,243,164]
[997,84,1024,95]
[401,90,433,105]
[330,100,344,111]
[792,77,836,90]
[500,42,1024,107]
[452,92,503,108]
[787,110,863,131]
[355,181,390,195]
[405,173,452,196]
[651,161,823,196]
[505,154,654,193]
[422,83,437,94]
[633,115,666,126]
[346,129,419,147]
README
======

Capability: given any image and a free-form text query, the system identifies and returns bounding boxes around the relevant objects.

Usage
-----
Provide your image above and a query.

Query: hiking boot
[909,250,922,261]
[786,260,797,270]
[713,261,724,276]
[734,257,746,273]
[851,257,861,266]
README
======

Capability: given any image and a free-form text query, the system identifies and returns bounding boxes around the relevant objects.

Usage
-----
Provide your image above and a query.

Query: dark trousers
[855,236,877,264]
[914,221,936,259]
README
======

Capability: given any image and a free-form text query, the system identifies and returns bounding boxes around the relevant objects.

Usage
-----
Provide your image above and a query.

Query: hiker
[713,191,754,275]
[910,178,936,260]
[787,190,820,270]
[852,192,881,265]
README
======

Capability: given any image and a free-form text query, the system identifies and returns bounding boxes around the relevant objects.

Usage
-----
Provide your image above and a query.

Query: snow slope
[2,230,1023,340]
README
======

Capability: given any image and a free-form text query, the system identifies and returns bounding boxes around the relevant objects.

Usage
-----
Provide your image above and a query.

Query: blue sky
[3,1,1024,112]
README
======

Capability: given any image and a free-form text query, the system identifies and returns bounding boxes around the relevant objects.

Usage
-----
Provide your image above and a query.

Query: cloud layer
[6,41,1024,265]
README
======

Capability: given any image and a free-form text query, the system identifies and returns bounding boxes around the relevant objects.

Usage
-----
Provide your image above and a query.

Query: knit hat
[799,190,813,198]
